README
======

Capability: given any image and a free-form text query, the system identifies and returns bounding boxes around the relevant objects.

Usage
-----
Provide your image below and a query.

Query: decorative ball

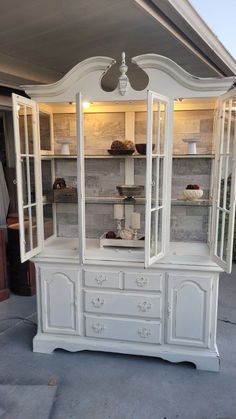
[120,229,133,240]
[105,231,116,239]
[111,140,126,150]
[123,140,135,150]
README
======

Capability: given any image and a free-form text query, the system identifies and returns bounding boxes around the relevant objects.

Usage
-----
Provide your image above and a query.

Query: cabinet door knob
[92,323,105,333]
[138,328,151,338]
[138,301,152,312]
[95,274,107,285]
[91,297,104,308]
[136,277,147,287]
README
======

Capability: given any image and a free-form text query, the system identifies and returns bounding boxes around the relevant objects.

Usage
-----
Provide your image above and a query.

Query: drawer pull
[92,323,105,334]
[138,301,152,312]
[136,277,147,287]
[91,297,104,308]
[138,328,151,338]
[95,274,107,285]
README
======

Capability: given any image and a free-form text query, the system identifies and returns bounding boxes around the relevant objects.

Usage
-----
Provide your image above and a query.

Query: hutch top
[12,52,236,274]
[10,53,236,371]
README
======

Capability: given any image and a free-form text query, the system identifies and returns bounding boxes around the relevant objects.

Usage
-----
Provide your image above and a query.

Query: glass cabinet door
[12,94,43,262]
[145,90,172,267]
[212,89,236,273]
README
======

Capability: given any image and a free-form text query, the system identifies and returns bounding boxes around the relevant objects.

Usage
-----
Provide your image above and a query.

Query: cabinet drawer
[124,272,163,292]
[85,290,162,318]
[85,315,162,344]
[84,269,121,289]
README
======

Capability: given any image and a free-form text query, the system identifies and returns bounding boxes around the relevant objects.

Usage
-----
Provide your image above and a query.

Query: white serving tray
[100,233,144,248]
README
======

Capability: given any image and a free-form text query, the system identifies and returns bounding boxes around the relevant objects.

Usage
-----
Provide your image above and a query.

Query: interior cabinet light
[83,101,91,109]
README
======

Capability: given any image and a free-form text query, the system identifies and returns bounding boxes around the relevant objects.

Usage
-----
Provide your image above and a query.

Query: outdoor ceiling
[0,0,235,90]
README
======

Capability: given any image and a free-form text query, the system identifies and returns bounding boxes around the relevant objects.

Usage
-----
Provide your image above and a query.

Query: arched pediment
[23,53,236,102]
[132,54,235,93]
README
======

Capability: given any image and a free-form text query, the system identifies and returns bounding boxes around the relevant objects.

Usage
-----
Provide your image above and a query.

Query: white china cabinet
[12,53,236,371]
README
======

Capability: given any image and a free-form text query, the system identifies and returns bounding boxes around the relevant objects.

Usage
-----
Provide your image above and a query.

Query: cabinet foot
[195,355,220,372]
[33,334,87,354]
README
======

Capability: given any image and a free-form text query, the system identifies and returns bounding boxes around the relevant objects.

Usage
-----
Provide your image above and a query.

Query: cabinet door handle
[92,323,105,333]
[91,297,104,308]
[95,274,107,285]
[136,277,147,287]
[138,301,152,312]
[167,303,171,318]
[138,328,151,338]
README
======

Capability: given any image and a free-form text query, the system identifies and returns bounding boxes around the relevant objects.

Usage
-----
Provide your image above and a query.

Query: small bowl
[183,189,203,201]
[116,185,144,198]
[135,143,155,155]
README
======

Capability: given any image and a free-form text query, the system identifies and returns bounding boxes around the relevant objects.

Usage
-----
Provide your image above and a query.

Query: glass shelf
[41,154,147,159]
[172,154,214,158]
[171,199,211,207]
[41,154,215,160]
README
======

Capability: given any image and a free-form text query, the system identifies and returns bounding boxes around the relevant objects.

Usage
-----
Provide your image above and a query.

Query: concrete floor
[0,268,236,419]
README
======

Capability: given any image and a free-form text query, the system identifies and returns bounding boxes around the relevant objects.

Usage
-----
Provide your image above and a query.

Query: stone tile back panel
[53,113,125,155]
[135,109,214,155]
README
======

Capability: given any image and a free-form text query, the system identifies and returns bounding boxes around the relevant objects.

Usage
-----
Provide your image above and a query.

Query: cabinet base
[33,333,220,372]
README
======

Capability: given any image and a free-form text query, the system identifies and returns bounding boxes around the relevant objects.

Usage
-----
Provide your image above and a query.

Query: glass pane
[26,106,34,154]
[39,112,51,151]
[219,156,232,210]
[157,209,162,255]
[152,98,158,154]
[151,157,158,209]
[18,105,26,154]
[222,101,229,155]
[223,213,229,261]
[23,207,31,253]
[21,157,28,205]
[42,160,53,198]
[150,211,156,259]
[229,100,236,155]
[43,204,54,239]
[29,157,36,203]
[150,209,162,259]
[31,206,38,248]
[216,209,222,258]
[160,104,166,155]
[159,158,163,206]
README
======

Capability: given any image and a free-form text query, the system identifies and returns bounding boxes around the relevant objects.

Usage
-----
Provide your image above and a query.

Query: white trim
[23,56,115,99]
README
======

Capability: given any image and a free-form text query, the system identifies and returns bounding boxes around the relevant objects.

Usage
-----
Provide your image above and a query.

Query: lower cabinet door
[166,273,213,348]
[40,266,79,334]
